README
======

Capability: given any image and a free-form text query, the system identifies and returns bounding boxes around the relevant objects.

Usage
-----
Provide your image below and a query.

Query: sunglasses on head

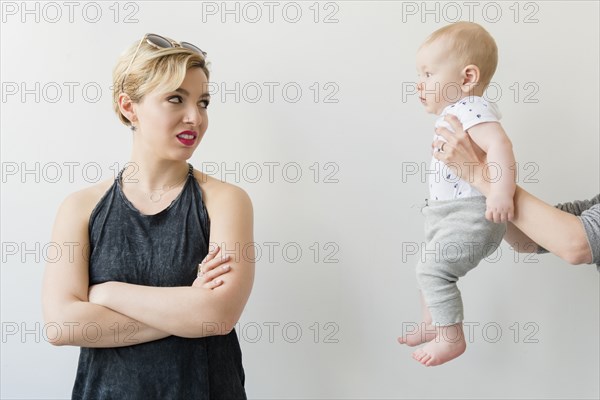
[120,33,207,93]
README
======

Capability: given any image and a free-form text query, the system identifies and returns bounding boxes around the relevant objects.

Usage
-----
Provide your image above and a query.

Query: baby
[398,21,516,366]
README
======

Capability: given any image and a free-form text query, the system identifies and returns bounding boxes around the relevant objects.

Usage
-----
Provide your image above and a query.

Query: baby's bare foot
[397,322,437,347]
[411,324,466,366]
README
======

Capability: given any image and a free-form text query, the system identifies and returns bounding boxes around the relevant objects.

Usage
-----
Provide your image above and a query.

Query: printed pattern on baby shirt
[429,96,502,201]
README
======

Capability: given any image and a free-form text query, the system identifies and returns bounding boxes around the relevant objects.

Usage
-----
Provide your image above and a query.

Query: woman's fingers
[193,277,224,290]
[197,245,221,276]
[201,244,221,265]
[203,264,231,282]
[432,141,453,162]
[444,114,466,138]
[197,247,231,286]
[435,126,454,143]
[203,278,224,290]
[432,140,449,152]
[212,279,224,288]
[191,246,231,289]
[197,245,226,276]
[200,254,230,275]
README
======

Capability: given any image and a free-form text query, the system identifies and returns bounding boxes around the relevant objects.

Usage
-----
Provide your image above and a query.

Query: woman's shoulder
[192,169,253,212]
[57,178,115,222]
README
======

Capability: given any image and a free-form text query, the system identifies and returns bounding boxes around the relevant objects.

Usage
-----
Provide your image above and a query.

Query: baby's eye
[425,72,432,78]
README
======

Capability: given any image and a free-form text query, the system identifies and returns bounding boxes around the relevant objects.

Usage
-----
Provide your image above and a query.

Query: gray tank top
[72,163,246,399]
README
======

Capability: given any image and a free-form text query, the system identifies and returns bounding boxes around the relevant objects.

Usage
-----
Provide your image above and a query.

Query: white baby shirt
[429,96,502,201]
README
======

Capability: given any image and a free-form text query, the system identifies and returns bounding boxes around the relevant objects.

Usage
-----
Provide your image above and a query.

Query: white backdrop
[1,1,599,399]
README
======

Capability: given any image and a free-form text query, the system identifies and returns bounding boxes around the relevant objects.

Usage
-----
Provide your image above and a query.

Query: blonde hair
[423,21,498,89]
[112,36,210,128]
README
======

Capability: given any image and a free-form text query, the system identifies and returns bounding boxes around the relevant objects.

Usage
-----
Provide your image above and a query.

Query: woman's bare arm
[503,222,538,253]
[87,181,255,338]
[42,190,171,347]
[505,187,592,264]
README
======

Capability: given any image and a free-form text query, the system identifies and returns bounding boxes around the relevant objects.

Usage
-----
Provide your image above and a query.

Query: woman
[42,34,254,398]
[432,114,598,269]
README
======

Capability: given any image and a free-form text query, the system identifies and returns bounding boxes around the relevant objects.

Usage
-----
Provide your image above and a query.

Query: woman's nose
[185,106,203,126]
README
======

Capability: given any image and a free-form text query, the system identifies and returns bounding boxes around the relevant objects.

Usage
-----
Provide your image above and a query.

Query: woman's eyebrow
[175,88,210,98]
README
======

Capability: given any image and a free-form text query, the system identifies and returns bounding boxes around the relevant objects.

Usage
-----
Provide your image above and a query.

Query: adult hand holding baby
[431,114,486,177]
[432,114,514,222]
[432,115,597,267]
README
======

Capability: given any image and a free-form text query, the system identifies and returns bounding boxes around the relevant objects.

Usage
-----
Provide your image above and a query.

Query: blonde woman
[42,34,254,398]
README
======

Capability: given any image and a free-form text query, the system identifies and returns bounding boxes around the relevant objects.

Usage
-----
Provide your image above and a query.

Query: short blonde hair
[423,21,498,89]
[112,36,210,128]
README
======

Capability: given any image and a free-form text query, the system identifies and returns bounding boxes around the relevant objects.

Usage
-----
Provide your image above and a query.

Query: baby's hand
[192,245,232,289]
[485,194,514,223]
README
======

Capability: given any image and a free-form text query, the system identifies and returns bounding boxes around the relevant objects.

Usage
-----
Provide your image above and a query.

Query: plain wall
[1,1,598,399]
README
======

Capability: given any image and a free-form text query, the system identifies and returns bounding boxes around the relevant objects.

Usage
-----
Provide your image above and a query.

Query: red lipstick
[176,130,197,146]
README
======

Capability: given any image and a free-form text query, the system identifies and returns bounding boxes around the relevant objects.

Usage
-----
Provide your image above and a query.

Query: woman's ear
[118,93,137,125]
[461,64,480,94]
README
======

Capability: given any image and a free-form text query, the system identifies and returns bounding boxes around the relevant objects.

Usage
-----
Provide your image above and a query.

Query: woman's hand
[432,114,490,195]
[192,245,232,289]
[87,246,231,307]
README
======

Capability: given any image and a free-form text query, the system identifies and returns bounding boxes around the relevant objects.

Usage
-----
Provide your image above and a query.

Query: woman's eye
[168,95,183,103]
[167,95,209,108]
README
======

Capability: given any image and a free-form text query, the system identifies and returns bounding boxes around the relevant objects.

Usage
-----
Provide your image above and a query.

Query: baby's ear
[461,64,480,94]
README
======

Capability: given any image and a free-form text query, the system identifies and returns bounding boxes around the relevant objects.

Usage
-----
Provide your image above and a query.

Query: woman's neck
[121,156,190,194]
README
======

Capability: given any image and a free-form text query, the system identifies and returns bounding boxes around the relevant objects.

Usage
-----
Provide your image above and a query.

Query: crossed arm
[42,183,254,347]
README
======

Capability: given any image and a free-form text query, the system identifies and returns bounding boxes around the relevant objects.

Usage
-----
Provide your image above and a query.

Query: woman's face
[132,67,210,161]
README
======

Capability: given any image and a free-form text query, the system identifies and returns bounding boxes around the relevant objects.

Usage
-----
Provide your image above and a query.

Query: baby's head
[416,21,498,114]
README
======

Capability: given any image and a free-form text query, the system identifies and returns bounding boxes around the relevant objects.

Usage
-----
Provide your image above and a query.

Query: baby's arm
[466,122,516,222]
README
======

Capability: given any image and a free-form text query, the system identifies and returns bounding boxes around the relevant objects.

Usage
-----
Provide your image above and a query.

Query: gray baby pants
[417,196,506,326]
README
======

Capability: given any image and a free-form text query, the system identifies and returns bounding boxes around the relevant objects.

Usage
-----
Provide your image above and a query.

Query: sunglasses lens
[146,34,173,49]
[181,42,207,57]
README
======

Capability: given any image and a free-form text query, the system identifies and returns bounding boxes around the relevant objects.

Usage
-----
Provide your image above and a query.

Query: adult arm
[88,183,255,338]
[548,195,600,216]
[432,115,594,265]
[42,191,171,347]
[503,187,592,264]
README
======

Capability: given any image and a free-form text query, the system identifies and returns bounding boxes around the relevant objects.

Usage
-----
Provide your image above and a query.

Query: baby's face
[416,39,464,115]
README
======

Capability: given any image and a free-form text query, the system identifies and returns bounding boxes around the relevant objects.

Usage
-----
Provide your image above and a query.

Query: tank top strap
[115,164,125,183]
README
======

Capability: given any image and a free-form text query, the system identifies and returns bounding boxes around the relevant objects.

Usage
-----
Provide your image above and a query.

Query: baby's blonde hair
[423,21,498,89]
[112,36,210,128]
